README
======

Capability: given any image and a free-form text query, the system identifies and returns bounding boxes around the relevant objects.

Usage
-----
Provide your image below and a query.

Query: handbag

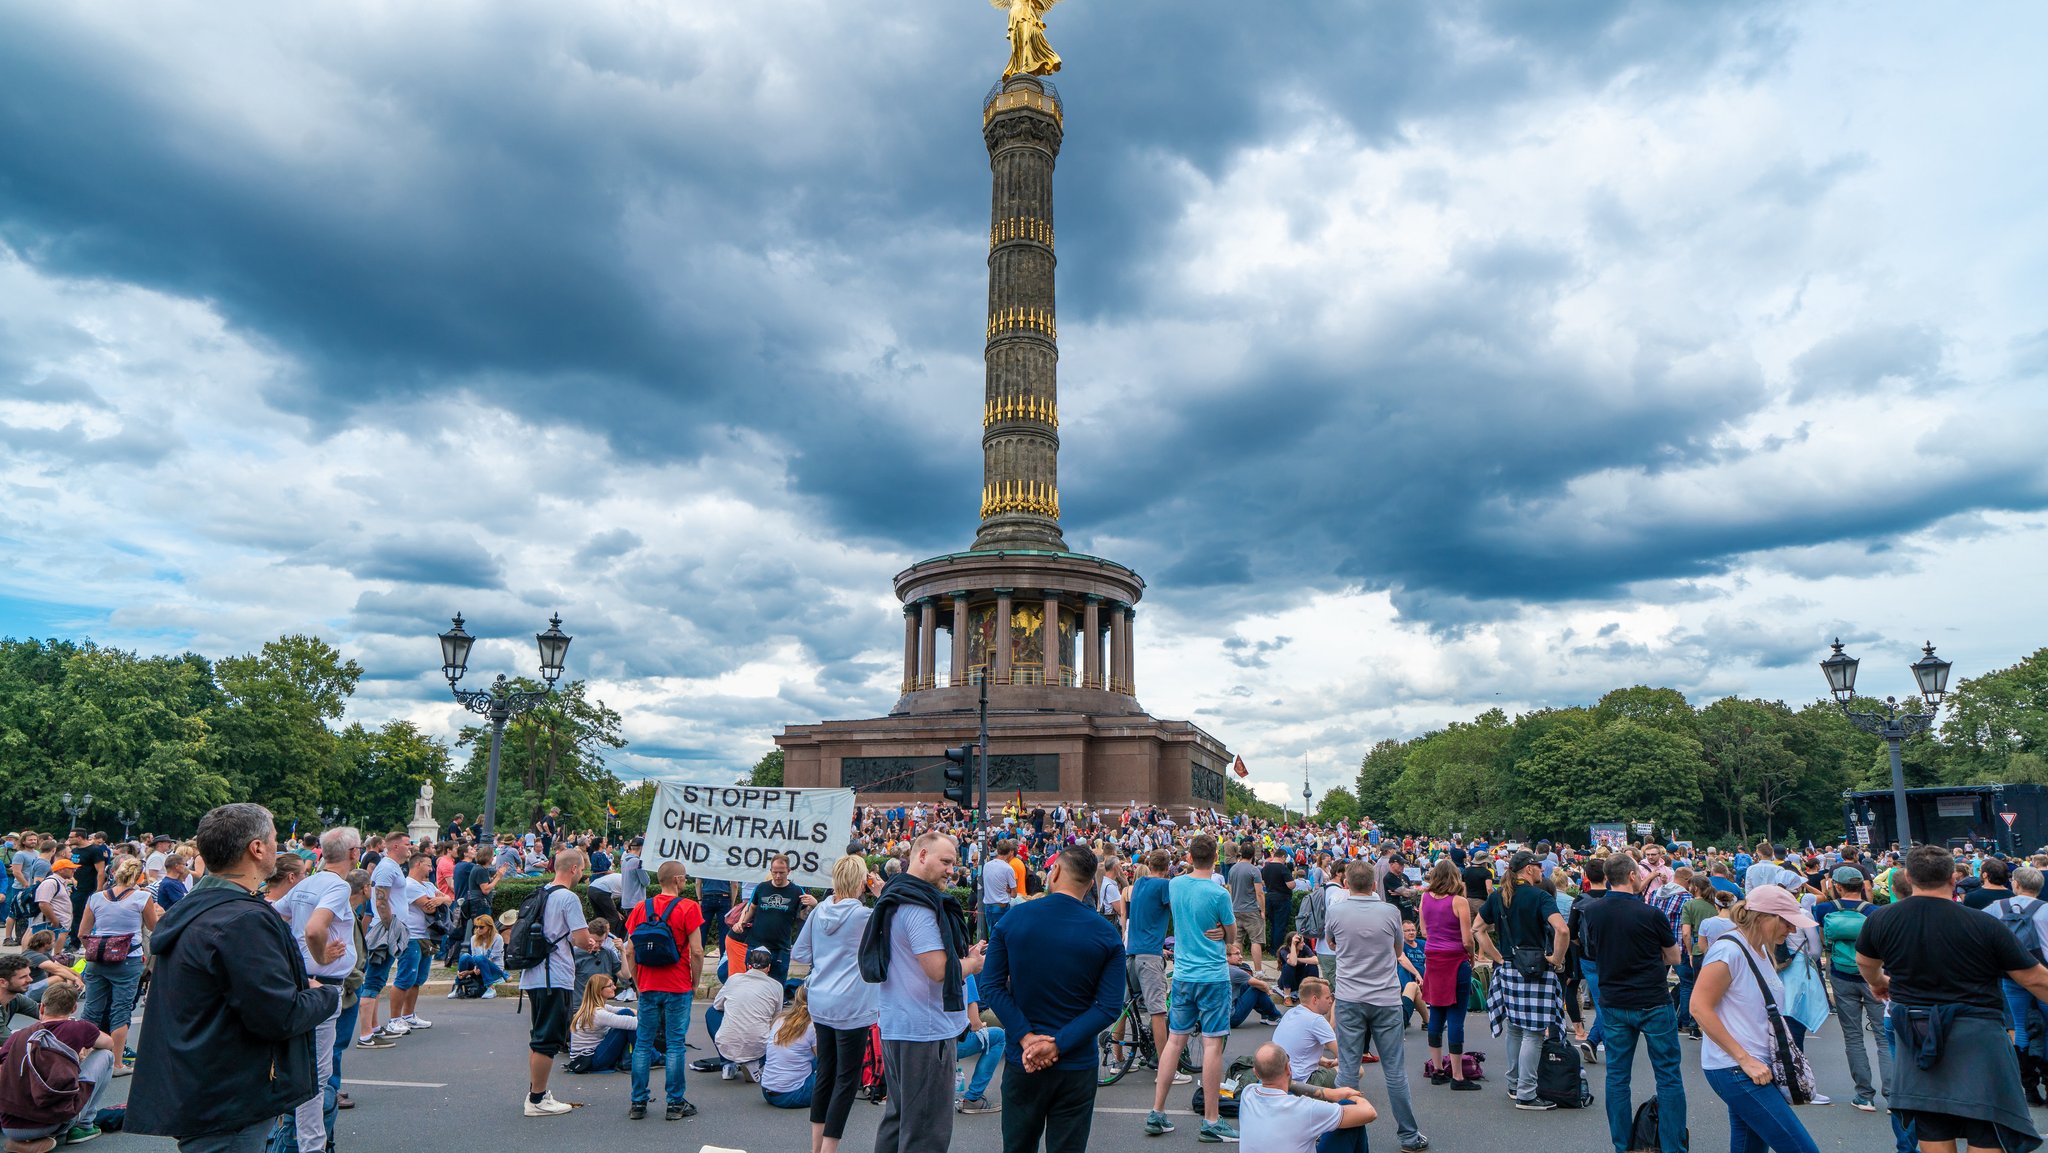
[1733,940,1816,1103]
[84,934,133,964]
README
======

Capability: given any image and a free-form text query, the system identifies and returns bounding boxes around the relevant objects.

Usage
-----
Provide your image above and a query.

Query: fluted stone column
[902,608,919,692]
[951,592,970,685]
[1042,592,1061,686]
[1109,602,1128,693]
[974,76,1066,552]
[1125,607,1137,697]
[918,599,938,689]
[1082,595,1101,689]
[994,589,1014,685]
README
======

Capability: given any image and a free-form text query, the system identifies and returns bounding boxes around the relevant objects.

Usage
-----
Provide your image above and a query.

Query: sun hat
[1745,883,1817,929]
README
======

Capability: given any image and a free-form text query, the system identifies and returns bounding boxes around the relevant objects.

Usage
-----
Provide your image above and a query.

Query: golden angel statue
[992,0,1064,78]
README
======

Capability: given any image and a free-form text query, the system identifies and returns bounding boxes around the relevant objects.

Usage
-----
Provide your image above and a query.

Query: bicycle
[1096,971,1196,1086]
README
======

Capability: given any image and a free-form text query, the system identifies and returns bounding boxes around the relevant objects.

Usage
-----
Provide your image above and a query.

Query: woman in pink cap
[1688,884,1822,1153]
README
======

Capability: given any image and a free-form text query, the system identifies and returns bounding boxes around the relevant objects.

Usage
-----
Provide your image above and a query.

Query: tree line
[0,633,632,838]
[1342,647,2048,845]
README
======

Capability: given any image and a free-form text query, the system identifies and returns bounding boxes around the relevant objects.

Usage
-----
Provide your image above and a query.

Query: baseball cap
[1744,883,1817,929]
[1832,866,1865,886]
[1507,850,1538,874]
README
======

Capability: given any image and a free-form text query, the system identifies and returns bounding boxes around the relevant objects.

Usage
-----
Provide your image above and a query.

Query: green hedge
[490,878,597,921]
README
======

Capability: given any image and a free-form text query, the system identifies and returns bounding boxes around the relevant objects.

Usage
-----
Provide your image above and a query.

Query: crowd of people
[9,798,2048,1153]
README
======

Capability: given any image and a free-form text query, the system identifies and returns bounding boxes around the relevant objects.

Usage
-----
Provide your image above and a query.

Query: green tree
[210,635,363,829]
[743,749,785,787]
[1314,786,1360,826]
[1518,718,1706,841]
[1594,686,1696,735]
[1389,709,1513,835]
[446,679,627,834]
[326,720,452,834]
[1224,779,1285,823]
[1355,739,1405,819]
[1942,649,2048,781]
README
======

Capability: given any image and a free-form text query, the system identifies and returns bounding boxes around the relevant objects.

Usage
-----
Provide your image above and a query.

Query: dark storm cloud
[10,0,2026,638]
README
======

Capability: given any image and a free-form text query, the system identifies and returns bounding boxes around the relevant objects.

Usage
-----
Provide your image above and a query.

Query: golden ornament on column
[993,0,1065,78]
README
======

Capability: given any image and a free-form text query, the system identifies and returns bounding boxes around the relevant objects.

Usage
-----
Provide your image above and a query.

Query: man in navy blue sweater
[982,845,1127,1153]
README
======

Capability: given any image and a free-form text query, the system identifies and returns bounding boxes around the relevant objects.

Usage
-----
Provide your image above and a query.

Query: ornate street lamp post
[439,613,573,840]
[115,808,140,842]
[1820,639,1952,852]
[60,792,94,831]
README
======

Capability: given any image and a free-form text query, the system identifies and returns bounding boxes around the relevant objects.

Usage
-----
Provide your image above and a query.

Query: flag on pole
[1232,755,1248,779]
[606,800,618,818]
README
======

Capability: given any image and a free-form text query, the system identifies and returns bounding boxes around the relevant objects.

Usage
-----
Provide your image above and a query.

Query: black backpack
[503,885,566,976]
[1629,1098,1686,1151]
[1537,1031,1593,1108]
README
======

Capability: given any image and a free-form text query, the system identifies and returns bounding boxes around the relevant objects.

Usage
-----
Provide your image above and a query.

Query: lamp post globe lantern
[1822,638,1955,852]
[437,614,572,840]
[536,614,572,686]
[1820,639,1859,703]
[1911,642,1952,703]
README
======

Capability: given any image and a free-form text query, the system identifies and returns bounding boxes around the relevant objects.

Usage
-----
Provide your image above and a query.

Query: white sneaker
[1171,1071,1192,1085]
[482,988,498,999]
[524,1091,572,1117]
[404,1015,431,1029]
[721,1062,739,1081]
[445,990,461,999]
[379,1021,410,1036]
[615,988,636,1002]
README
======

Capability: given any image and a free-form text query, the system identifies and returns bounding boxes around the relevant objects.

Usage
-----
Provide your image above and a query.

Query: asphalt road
[96,991,1933,1152]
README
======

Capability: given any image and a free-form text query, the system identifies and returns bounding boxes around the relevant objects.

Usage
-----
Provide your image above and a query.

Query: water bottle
[956,1065,966,1099]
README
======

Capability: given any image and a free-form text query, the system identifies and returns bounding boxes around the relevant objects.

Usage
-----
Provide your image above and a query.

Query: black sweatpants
[811,1022,869,1140]
[1001,1064,1097,1153]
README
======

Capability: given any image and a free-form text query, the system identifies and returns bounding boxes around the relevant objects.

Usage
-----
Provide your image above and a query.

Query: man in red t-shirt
[621,861,706,1121]
[0,980,119,1146]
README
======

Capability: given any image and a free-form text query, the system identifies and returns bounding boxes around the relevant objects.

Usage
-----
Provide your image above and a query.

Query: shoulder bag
[1731,939,1816,1103]
[1503,890,1547,980]
[85,887,138,964]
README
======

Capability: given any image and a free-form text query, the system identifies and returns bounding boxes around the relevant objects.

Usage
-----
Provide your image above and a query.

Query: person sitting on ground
[14,933,80,1004]
[952,972,1007,1114]
[706,946,783,1081]
[1277,932,1316,1007]
[450,915,505,999]
[1237,1040,1376,1153]
[565,973,638,1073]
[1272,977,1341,1088]
[1227,942,1283,1027]
[0,980,120,1152]
[571,916,622,1015]
[760,986,818,1109]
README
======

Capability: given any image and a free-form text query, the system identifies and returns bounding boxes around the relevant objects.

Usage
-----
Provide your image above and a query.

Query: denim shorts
[392,941,426,990]
[1167,979,1232,1038]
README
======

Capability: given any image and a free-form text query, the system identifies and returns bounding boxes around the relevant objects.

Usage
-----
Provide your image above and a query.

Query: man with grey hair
[271,825,360,1151]
[1324,860,1427,1152]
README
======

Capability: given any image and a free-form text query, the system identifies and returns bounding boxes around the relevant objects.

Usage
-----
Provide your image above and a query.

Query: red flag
[1232,755,1248,779]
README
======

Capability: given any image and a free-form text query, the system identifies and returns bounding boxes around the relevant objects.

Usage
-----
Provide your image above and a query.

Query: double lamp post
[438,613,573,840]
[1819,638,1952,853]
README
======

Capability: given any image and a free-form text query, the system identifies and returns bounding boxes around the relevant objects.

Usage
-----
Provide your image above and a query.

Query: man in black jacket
[128,803,339,1153]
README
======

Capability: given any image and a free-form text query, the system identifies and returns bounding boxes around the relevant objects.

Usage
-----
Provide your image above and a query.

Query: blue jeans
[458,952,507,987]
[587,1016,635,1072]
[82,955,144,1033]
[956,1025,1006,1101]
[1601,1002,1685,1153]
[1426,960,1472,1050]
[1231,985,1281,1028]
[1704,1065,1819,1153]
[2004,978,2048,1057]
[1885,1011,1914,1153]
[764,1068,816,1108]
[1580,960,1604,1048]
[632,990,692,1105]
[1673,955,1697,1031]
[326,998,357,1145]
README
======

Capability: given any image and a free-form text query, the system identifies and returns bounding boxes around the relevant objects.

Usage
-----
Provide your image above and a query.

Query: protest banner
[641,783,855,888]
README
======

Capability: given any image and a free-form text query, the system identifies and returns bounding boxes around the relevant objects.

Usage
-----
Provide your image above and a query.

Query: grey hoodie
[791,895,879,1030]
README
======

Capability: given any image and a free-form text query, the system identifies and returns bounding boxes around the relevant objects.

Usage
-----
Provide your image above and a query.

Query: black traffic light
[943,744,974,806]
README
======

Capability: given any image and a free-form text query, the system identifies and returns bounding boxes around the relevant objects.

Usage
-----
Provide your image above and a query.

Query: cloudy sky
[3,1,2043,804]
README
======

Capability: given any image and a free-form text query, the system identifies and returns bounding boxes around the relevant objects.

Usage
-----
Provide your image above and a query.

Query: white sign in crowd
[640,783,855,889]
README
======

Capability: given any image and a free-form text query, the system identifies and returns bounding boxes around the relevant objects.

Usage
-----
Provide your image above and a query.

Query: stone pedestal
[407,782,441,846]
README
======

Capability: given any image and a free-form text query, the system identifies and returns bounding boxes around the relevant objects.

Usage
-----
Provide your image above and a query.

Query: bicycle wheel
[1097,1009,1139,1086]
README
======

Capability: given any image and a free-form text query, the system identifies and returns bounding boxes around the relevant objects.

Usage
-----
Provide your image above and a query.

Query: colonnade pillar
[901,608,919,692]
[1082,595,1101,689]
[994,589,1014,685]
[918,599,938,689]
[950,592,970,686]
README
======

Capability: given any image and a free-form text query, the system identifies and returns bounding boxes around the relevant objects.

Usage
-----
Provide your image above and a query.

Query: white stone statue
[408,781,440,845]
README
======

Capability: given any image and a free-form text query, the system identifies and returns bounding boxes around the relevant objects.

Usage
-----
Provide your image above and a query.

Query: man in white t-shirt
[1273,977,1340,1084]
[521,848,597,1117]
[357,831,412,1045]
[391,851,450,1032]
[276,826,360,1153]
[1238,1041,1375,1153]
[145,835,173,884]
[981,839,1020,938]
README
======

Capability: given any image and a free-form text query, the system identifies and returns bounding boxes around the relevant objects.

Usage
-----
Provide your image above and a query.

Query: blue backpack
[629,896,688,968]
[2000,899,2048,966]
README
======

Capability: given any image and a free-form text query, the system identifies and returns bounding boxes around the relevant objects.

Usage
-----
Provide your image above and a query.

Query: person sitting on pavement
[450,915,506,999]
[1272,977,1341,1088]
[1226,942,1283,1028]
[1237,1040,1376,1153]
[952,973,1006,1115]
[705,946,784,1081]
[0,980,120,1152]
[760,986,818,1110]
[565,973,638,1073]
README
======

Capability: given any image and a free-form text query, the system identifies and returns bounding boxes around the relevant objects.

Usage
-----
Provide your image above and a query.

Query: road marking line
[341,1078,449,1088]
[1091,1107,1196,1115]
